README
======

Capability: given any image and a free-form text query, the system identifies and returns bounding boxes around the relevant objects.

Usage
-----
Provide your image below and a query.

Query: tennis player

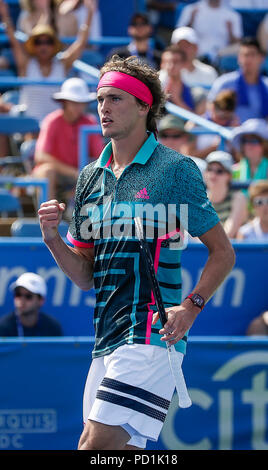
[38,55,235,450]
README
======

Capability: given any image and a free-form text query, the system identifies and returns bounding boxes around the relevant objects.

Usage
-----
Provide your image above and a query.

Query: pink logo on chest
[134,187,150,199]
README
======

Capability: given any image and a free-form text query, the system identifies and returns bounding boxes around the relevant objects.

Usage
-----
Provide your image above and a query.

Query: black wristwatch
[186,293,205,311]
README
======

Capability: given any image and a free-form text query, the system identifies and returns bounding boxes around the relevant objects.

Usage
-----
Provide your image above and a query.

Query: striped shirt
[67,133,219,358]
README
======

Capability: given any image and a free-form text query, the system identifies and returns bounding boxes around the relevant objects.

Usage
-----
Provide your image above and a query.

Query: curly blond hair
[99,55,166,137]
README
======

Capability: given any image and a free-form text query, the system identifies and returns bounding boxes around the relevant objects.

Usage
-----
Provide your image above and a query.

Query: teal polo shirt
[67,133,219,358]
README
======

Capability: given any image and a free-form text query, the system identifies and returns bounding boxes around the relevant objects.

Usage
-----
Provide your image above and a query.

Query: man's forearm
[45,233,94,290]
[183,243,235,307]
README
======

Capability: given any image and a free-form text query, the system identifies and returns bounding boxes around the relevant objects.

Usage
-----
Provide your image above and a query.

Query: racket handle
[167,345,192,408]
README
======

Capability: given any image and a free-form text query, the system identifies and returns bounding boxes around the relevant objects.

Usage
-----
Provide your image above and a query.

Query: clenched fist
[38,199,66,243]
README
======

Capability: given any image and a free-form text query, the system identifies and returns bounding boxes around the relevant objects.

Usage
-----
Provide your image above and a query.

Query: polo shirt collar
[94,132,159,169]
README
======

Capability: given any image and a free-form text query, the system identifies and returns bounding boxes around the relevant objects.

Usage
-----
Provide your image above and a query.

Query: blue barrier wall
[0,337,267,450]
[0,239,267,336]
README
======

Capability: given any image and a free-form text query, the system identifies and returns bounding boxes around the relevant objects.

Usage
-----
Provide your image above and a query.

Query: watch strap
[186,293,205,310]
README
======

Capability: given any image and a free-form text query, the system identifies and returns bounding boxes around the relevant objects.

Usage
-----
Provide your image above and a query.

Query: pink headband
[97,71,153,107]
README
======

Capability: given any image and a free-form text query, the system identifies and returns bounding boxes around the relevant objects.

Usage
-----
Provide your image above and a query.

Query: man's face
[13,287,43,327]
[164,52,185,78]
[63,101,87,122]
[128,18,152,41]
[97,87,146,140]
[176,40,197,62]
[238,45,264,76]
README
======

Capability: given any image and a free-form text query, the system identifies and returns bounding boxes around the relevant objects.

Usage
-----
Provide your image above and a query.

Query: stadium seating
[10,217,69,237]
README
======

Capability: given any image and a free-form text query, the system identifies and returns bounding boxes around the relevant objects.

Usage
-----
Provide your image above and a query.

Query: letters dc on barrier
[0,338,267,450]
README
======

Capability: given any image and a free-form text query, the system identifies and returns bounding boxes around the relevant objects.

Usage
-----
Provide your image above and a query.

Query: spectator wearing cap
[0,272,62,337]
[176,0,243,64]
[0,0,96,123]
[169,26,218,88]
[208,37,268,123]
[158,113,207,174]
[160,44,195,111]
[107,12,162,70]
[33,77,104,202]
[204,150,248,238]
[237,180,268,241]
[231,119,268,185]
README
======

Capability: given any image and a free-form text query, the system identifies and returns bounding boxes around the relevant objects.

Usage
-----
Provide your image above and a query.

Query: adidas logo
[134,187,150,199]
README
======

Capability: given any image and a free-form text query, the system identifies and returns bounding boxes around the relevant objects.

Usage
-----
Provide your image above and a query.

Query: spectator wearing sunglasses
[237,180,268,241]
[0,272,62,337]
[231,119,268,185]
[204,151,248,238]
[158,113,207,174]
[0,0,96,123]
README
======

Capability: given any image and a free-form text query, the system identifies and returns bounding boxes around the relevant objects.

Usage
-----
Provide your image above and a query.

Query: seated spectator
[107,12,162,70]
[0,0,96,124]
[231,119,268,183]
[17,0,78,37]
[157,113,206,173]
[246,310,268,336]
[204,150,248,238]
[237,180,268,241]
[0,272,63,336]
[160,44,195,111]
[176,0,243,65]
[187,89,239,160]
[208,37,268,123]
[170,26,218,87]
[33,77,103,202]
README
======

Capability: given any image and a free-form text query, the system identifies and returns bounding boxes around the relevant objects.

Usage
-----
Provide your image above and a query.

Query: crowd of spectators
[0,0,267,245]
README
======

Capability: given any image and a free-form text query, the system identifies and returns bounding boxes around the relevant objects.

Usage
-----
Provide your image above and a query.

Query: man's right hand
[38,200,66,243]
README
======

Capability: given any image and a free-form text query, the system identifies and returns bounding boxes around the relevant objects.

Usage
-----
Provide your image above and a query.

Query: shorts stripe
[96,390,167,422]
[101,377,170,410]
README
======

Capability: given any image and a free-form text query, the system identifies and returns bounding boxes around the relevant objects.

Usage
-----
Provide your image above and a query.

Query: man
[33,77,104,201]
[38,55,235,450]
[170,26,218,87]
[160,44,195,111]
[177,0,242,64]
[208,37,268,123]
[0,272,62,337]
[158,113,206,174]
[107,12,162,70]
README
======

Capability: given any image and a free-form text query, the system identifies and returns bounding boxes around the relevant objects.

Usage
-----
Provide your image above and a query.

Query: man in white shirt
[177,0,243,63]
[170,26,218,87]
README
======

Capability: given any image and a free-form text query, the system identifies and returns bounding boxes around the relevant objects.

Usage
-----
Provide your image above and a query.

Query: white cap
[10,273,47,297]
[206,151,234,173]
[53,77,96,103]
[171,26,198,45]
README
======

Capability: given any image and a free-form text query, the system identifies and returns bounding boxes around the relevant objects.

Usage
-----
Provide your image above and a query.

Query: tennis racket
[134,216,192,408]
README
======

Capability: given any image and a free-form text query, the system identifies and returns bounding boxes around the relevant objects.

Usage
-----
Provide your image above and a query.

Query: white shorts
[82,343,184,448]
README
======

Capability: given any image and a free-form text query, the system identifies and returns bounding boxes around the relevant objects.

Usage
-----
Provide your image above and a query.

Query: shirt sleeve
[173,156,220,238]
[67,167,95,248]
